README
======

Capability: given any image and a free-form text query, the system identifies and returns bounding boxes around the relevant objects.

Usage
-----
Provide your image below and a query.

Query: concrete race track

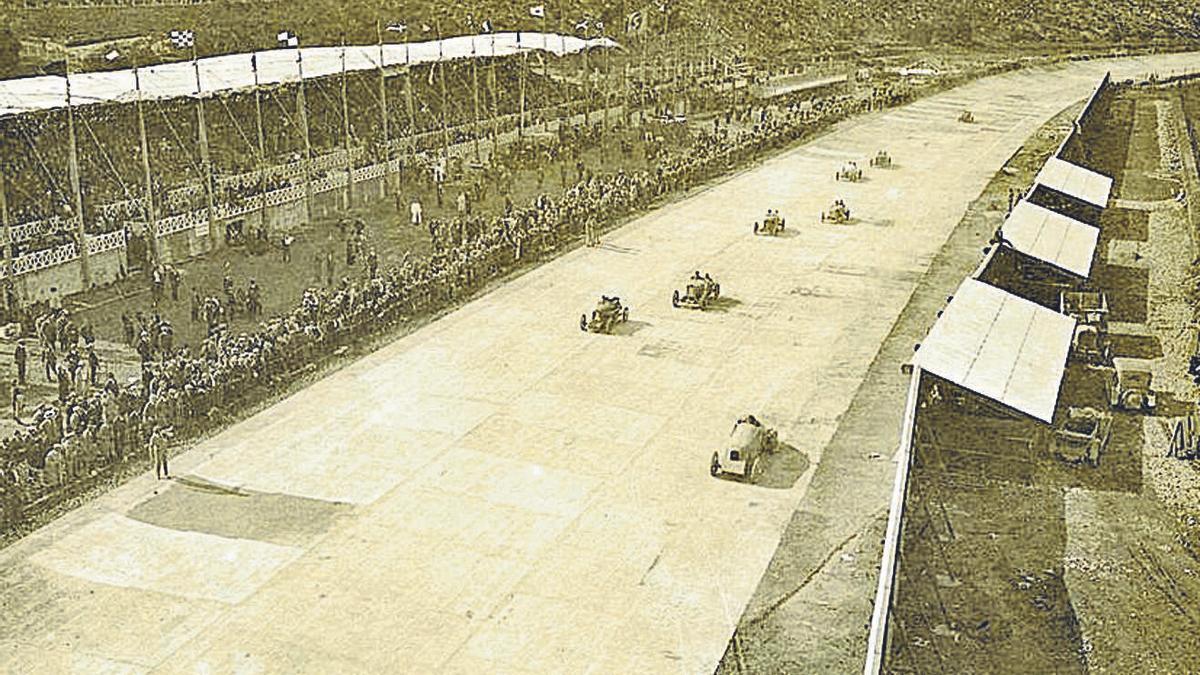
[2,52,1197,675]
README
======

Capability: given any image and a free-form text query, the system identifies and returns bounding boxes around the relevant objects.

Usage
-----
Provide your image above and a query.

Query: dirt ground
[881,81,1200,674]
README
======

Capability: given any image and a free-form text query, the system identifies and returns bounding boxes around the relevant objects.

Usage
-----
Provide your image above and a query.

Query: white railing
[353,163,388,182]
[156,211,203,237]
[264,185,306,207]
[86,229,127,255]
[12,242,78,276]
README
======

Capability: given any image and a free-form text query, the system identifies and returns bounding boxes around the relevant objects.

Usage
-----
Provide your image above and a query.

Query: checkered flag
[277,30,299,48]
[169,29,195,49]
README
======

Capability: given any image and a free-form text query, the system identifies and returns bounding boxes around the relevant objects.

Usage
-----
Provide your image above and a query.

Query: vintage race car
[870,150,892,168]
[958,110,975,123]
[673,273,721,310]
[711,414,779,482]
[836,161,863,182]
[1107,360,1157,412]
[754,212,786,236]
[581,295,630,334]
[821,200,851,224]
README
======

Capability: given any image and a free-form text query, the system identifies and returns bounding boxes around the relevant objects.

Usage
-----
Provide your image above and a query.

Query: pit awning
[1000,200,1099,278]
[913,278,1076,423]
[1033,156,1112,208]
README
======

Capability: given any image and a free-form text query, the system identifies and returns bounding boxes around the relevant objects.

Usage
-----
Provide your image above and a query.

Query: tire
[753,222,759,234]
[710,453,721,477]
[623,308,629,322]
[580,314,587,332]
[672,290,680,308]
[713,284,721,299]
[746,457,759,483]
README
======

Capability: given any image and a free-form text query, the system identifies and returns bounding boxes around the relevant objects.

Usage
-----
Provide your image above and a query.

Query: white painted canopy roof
[0,32,617,117]
[1001,200,1099,278]
[1034,156,1113,208]
[914,278,1075,423]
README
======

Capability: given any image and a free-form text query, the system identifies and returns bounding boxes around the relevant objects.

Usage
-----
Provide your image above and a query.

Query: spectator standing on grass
[10,378,23,422]
[168,266,181,302]
[149,426,171,480]
[14,340,26,386]
[86,347,99,387]
[43,345,57,383]
[122,313,135,344]
[281,233,294,263]
[410,198,423,226]
[457,190,468,217]
[190,292,201,324]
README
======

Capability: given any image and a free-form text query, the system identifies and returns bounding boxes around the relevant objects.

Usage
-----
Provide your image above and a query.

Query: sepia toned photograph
[0,1,1198,672]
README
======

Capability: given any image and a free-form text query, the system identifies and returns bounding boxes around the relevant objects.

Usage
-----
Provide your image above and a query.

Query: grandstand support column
[192,45,217,251]
[296,47,314,222]
[64,59,92,290]
[134,66,160,265]
[437,22,450,165]
[0,169,11,285]
[340,41,354,211]
[375,23,398,197]
[252,54,269,222]
[518,33,528,139]
[471,37,481,162]
[404,40,417,188]
[488,36,500,147]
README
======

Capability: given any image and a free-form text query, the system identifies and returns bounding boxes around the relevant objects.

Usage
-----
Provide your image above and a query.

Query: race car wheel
[710,453,720,477]
[753,222,759,234]
[672,290,680,307]
[622,308,629,322]
[580,314,587,332]
[713,284,721,299]
[745,457,758,483]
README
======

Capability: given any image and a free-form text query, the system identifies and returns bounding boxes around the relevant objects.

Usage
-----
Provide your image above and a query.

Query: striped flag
[277,30,299,48]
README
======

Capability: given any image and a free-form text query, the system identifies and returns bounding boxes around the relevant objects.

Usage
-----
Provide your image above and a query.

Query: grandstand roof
[1000,200,1099,278]
[0,32,618,118]
[913,278,1075,423]
[1034,156,1112,208]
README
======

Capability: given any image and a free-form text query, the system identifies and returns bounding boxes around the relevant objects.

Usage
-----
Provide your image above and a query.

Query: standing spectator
[456,190,468,217]
[281,233,294,263]
[190,291,201,324]
[149,426,172,480]
[410,198,423,227]
[10,378,22,422]
[86,346,99,387]
[43,346,57,382]
[168,266,181,302]
[122,312,135,344]
[13,339,26,386]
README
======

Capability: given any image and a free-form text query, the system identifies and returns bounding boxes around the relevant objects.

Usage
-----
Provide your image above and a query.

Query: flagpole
[133,62,159,266]
[295,39,314,220]
[340,38,354,210]
[64,48,91,289]
[251,53,268,222]
[192,42,216,248]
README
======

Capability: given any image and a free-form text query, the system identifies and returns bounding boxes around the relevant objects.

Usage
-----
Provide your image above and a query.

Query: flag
[529,5,545,18]
[575,18,589,32]
[421,23,432,33]
[277,30,299,48]
[481,19,493,33]
[386,22,407,33]
[168,29,195,49]
[104,49,121,62]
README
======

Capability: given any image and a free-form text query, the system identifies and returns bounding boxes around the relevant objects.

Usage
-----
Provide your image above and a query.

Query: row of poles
[0,4,733,294]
